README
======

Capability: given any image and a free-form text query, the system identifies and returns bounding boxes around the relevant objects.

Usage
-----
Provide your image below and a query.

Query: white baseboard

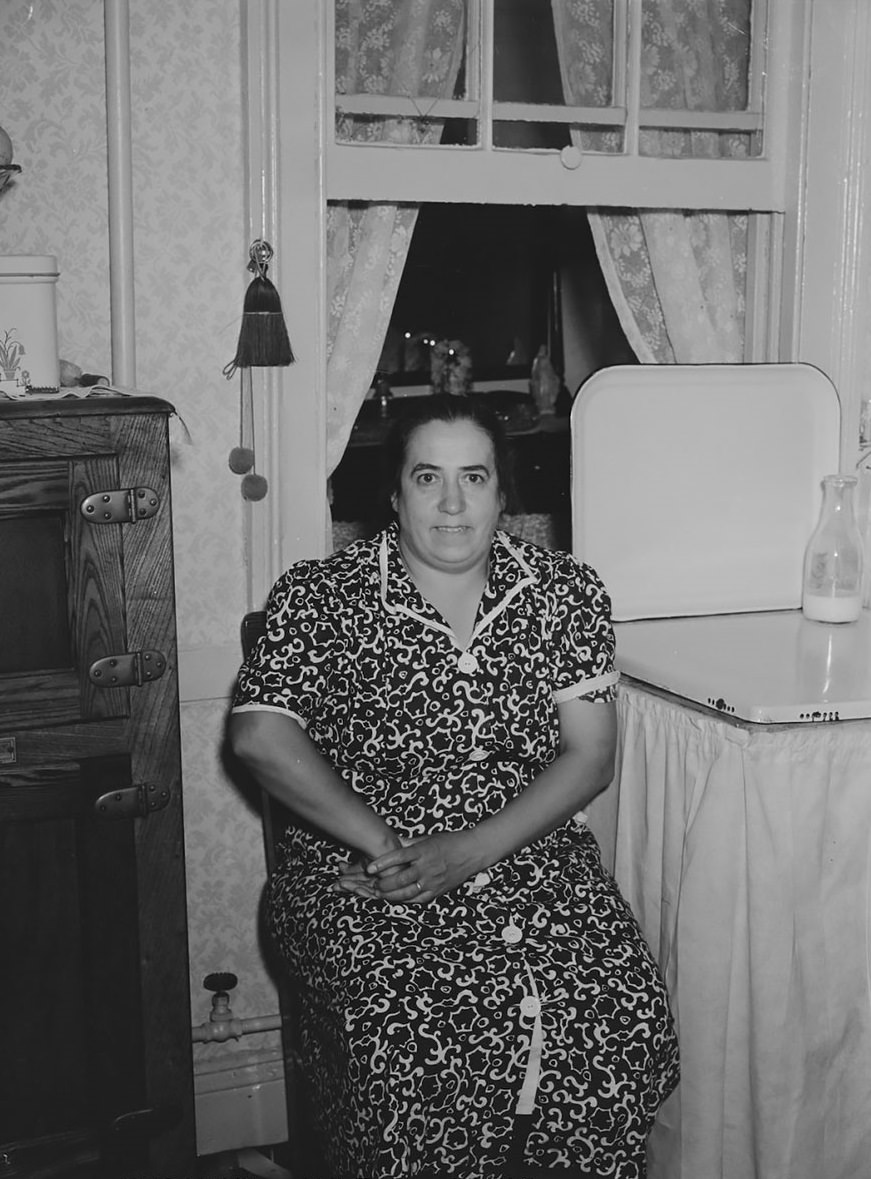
[195,1051,288,1157]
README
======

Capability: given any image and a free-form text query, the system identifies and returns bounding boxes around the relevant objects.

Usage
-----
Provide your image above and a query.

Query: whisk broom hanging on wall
[223,239,294,500]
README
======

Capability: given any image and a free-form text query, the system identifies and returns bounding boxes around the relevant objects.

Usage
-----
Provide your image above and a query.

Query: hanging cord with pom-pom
[229,368,268,501]
[223,240,294,500]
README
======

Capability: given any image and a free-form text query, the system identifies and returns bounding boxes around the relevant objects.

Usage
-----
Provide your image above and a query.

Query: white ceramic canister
[0,255,60,396]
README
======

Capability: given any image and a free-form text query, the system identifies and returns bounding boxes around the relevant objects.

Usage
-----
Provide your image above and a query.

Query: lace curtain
[327,0,465,479]
[551,0,750,363]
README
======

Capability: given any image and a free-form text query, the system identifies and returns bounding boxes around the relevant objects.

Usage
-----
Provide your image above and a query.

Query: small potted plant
[0,329,27,397]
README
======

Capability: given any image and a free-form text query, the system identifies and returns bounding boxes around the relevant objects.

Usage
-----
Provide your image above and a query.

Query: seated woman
[229,395,678,1179]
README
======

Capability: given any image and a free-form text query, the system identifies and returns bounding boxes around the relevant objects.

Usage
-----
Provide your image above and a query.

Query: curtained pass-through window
[377,202,635,394]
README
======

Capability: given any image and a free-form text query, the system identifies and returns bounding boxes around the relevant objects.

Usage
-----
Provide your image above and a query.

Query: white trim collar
[378,527,538,650]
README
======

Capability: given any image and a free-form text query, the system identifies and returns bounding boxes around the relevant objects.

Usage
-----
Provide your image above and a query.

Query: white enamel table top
[614,608,871,724]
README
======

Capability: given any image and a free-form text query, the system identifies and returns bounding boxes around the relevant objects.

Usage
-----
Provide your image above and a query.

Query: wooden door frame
[241,0,329,604]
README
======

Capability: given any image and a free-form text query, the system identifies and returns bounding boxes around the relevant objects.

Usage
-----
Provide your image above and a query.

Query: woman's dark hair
[381,394,518,518]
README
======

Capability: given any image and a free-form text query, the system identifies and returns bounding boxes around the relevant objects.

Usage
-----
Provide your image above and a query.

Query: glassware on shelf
[801,474,863,623]
[374,372,393,417]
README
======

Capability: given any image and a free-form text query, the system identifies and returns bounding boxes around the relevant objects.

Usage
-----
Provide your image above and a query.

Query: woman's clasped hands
[333,830,479,903]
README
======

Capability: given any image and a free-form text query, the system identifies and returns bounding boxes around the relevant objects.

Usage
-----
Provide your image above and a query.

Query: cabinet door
[0,455,130,728]
[0,755,162,1175]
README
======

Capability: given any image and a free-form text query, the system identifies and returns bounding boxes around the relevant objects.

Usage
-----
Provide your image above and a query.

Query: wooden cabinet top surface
[0,395,174,420]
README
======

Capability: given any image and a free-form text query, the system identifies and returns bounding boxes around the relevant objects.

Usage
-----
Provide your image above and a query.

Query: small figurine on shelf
[374,372,393,417]
[529,345,560,415]
[430,338,472,396]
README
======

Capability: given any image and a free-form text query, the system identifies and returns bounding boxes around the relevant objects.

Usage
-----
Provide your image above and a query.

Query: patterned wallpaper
[181,699,281,1059]
[0,0,111,370]
[0,0,281,1072]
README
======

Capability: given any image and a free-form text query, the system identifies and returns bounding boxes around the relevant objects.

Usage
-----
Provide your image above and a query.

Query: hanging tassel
[224,240,291,501]
[223,239,294,378]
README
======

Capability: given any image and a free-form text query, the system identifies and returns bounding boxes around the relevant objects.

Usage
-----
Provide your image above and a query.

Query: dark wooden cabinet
[0,397,195,1179]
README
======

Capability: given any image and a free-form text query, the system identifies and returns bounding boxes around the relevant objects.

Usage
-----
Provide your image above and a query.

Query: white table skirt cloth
[585,680,871,1179]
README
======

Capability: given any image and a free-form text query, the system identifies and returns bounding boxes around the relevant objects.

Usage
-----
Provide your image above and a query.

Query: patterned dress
[233,526,678,1178]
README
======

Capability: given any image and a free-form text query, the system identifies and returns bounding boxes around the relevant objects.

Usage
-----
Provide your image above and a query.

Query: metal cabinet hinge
[80,486,160,523]
[88,650,167,688]
[94,782,172,820]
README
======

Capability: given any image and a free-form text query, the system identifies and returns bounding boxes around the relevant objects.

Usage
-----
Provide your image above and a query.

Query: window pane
[493,120,571,150]
[334,0,470,144]
[493,0,571,107]
[639,0,759,159]
[548,0,624,153]
[492,0,597,149]
[638,125,758,159]
[641,0,752,113]
[549,0,617,108]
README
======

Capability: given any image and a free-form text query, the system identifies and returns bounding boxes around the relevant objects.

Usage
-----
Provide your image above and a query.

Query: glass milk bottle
[801,474,863,623]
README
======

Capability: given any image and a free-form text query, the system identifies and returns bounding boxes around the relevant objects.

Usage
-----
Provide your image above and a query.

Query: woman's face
[392,418,504,575]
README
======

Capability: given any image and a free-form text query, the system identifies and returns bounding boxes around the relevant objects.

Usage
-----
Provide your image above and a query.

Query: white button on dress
[457,651,479,673]
[519,995,542,1018]
[468,870,492,894]
[502,924,522,944]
